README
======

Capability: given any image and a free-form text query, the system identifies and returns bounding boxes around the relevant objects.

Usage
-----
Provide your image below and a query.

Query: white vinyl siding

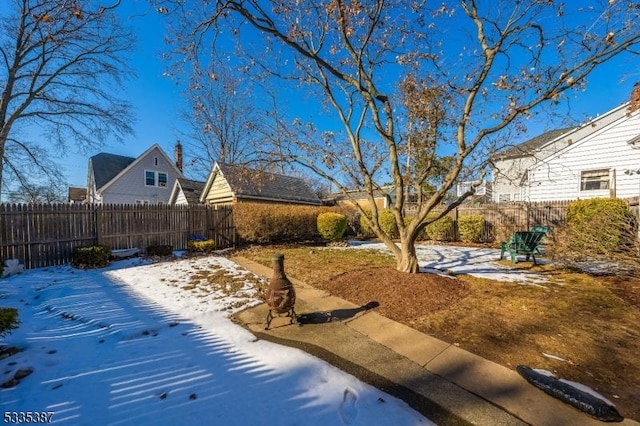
[528,110,640,202]
[98,146,182,204]
[175,189,189,205]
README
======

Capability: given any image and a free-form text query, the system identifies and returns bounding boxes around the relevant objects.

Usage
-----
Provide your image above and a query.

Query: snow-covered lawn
[0,255,431,425]
[347,241,553,286]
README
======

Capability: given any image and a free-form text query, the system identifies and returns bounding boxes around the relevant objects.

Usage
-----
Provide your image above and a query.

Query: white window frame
[499,193,512,203]
[145,170,156,187]
[158,172,168,188]
[580,169,610,191]
[144,170,169,188]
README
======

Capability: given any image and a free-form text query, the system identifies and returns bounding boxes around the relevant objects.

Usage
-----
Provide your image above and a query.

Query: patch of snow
[530,369,616,407]
[558,379,616,407]
[344,241,552,286]
[0,256,432,425]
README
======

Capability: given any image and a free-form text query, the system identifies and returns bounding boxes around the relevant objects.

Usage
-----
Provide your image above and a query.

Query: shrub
[560,198,637,255]
[458,214,486,243]
[317,212,348,242]
[425,213,454,241]
[0,307,19,337]
[72,245,111,268]
[146,245,173,257]
[234,202,323,244]
[359,209,398,239]
[187,239,216,252]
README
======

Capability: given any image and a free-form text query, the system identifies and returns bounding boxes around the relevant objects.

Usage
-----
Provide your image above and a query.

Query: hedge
[234,202,328,243]
[564,198,637,253]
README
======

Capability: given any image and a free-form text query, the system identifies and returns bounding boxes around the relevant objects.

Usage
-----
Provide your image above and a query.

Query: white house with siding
[491,103,630,204]
[528,102,640,202]
[87,144,184,204]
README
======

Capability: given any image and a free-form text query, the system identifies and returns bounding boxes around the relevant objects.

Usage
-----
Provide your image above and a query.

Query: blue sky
[58,1,188,187]
[53,2,640,188]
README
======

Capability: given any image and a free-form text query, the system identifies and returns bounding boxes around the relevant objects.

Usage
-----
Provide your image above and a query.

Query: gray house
[87,144,184,204]
[199,162,322,207]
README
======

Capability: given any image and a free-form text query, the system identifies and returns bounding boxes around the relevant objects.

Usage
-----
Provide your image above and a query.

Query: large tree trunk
[396,239,420,273]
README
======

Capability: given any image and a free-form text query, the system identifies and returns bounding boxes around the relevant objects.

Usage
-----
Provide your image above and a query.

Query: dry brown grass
[236,244,640,421]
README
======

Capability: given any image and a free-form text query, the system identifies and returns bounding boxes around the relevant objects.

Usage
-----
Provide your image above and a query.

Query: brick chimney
[175,141,183,172]
[630,82,640,113]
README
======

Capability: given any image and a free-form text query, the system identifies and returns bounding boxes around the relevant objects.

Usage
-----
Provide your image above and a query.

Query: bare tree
[0,0,135,199]
[180,58,266,179]
[162,0,640,272]
[7,180,66,203]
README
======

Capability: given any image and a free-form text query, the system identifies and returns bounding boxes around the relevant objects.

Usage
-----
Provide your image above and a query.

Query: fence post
[95,204,101,246]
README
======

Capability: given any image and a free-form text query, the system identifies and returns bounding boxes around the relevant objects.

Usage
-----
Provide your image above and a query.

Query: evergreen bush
[146,245,173,257]
[425,213,454,241]
[564,198,637,253]
[359,209,398,238]
[317,212,348,242]
[71,245,111,268]
[0,307,19,337]
[458,214,486,243]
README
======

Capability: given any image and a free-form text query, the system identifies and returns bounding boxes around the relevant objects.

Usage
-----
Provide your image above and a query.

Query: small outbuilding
[169,178,206,205]
[199,163,322,207]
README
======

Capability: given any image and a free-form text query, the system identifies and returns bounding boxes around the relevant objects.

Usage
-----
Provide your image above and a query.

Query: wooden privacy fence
[0,204,235,270]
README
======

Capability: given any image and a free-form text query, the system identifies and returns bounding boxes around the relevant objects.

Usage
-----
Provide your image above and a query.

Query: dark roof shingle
[68,187,86,202]
[218,163,321,205]
[90,153,135,189]
[177,178,205,204]
[495,128,573,160]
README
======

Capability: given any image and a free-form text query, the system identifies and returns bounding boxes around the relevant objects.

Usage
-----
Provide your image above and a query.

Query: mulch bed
[320,267,469,324]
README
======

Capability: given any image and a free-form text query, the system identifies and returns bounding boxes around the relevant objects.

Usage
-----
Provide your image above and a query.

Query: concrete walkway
[231,256,639,426]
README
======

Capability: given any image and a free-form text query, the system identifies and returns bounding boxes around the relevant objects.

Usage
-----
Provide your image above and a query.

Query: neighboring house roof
[90,144,183,194]
[67,187,86,203]
[495,127,574,160]
[201,163,322,205]
[90,153,135,190]
[170,178,205,204]
[323,186,393,203]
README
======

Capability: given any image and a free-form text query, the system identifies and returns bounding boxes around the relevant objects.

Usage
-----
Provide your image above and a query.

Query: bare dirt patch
[237,245,640,421]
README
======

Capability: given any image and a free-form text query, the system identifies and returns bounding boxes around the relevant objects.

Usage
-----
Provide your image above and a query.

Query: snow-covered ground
[0,255,432,425]
[347,241,553,286]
